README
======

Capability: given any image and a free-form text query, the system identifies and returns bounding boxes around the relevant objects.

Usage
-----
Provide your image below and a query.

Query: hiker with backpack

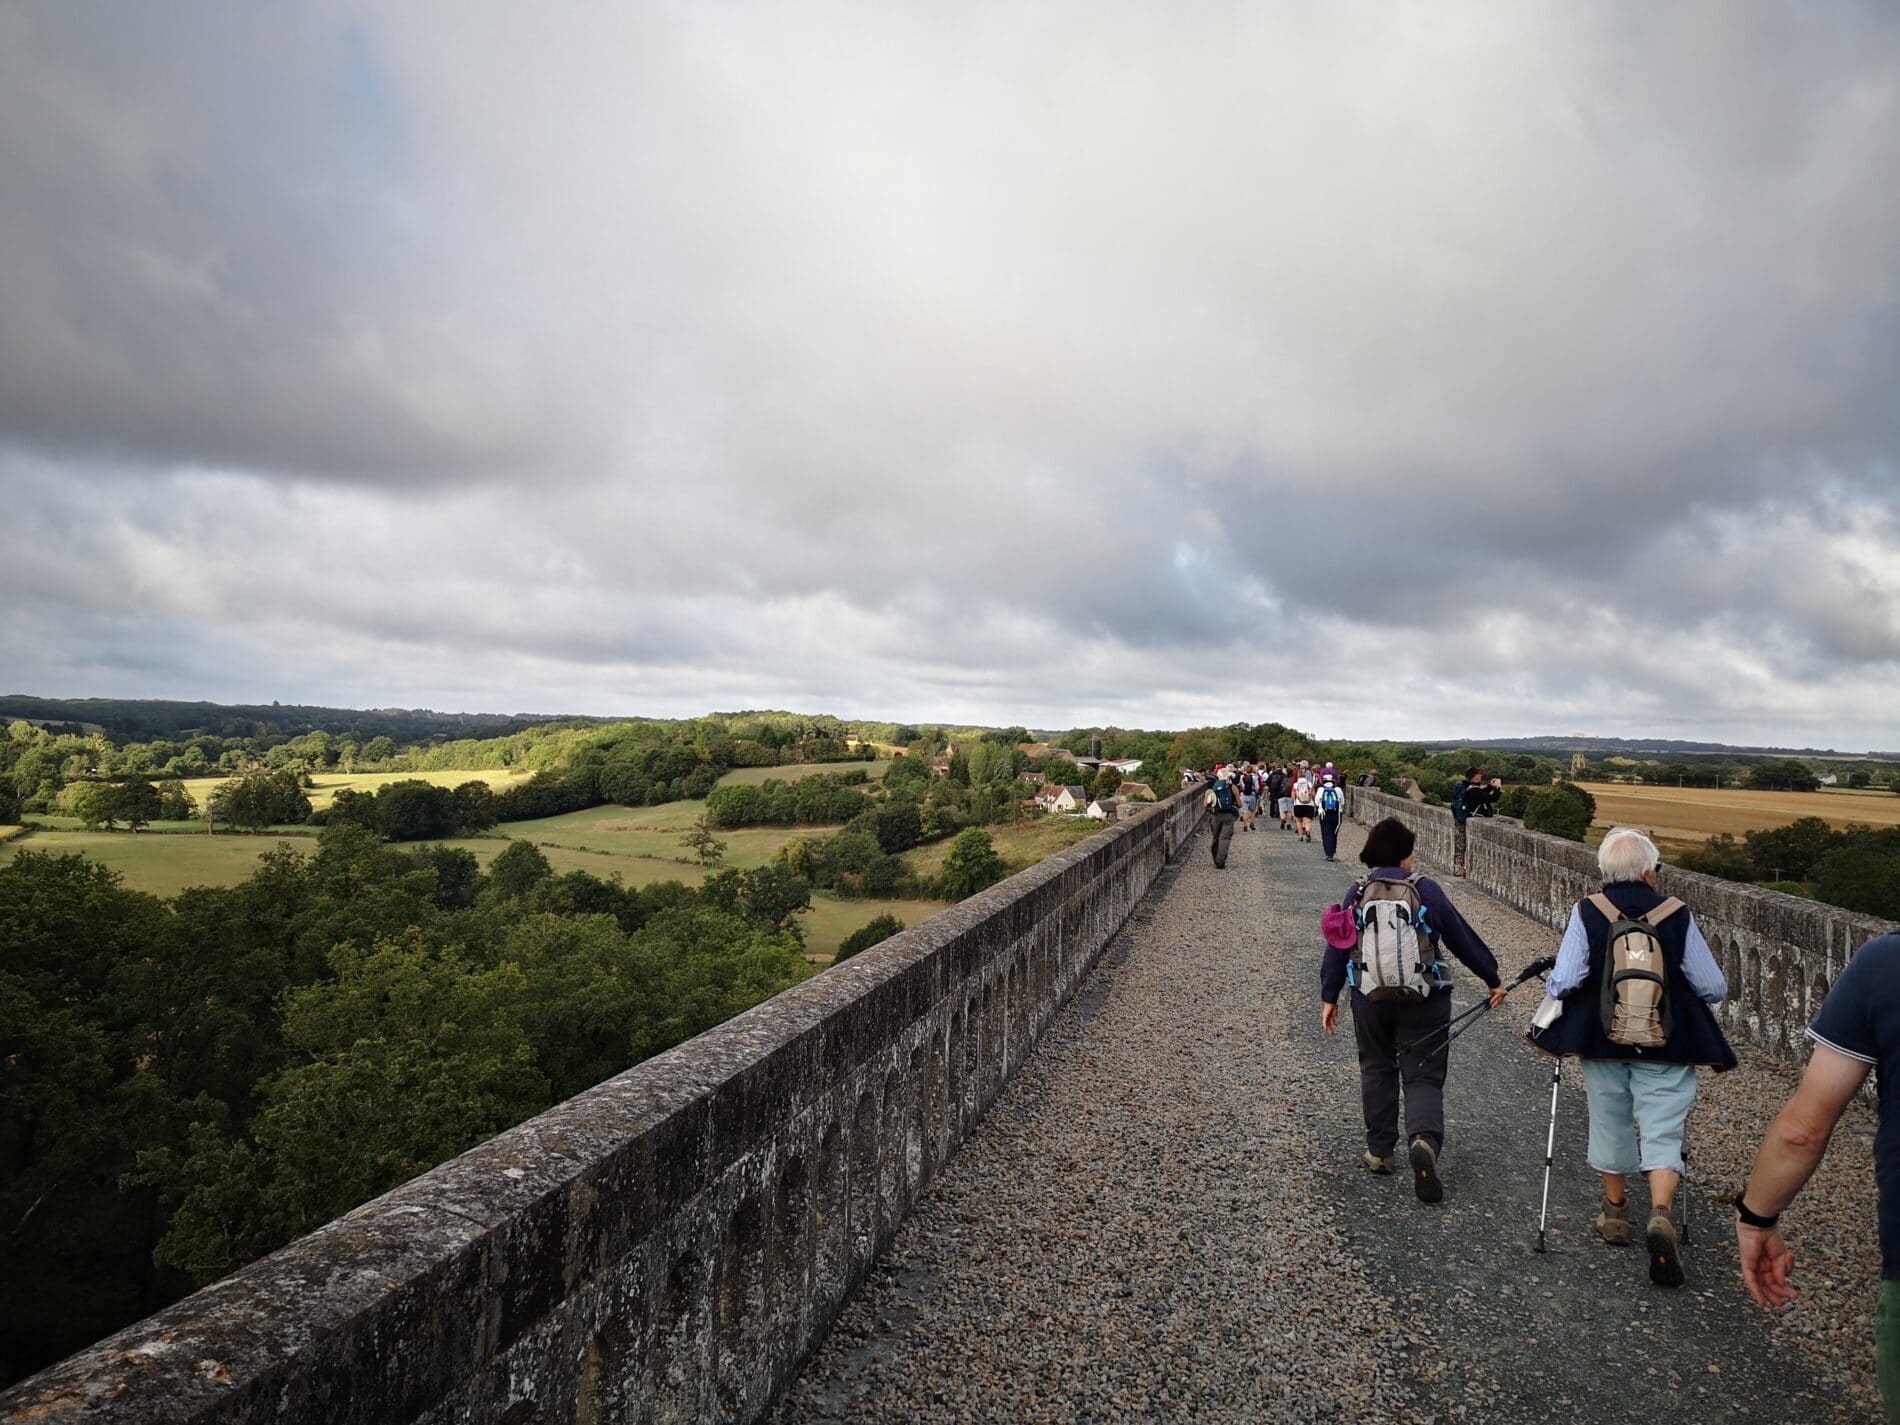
[1238,763,1261,831]
[1203,769,1243,868]
[1528,827,1735,1287]
[1316,774,1345,861]
[1267,764,1291,830]
[1321,817,1507,1202]
[1291,769,1319,842]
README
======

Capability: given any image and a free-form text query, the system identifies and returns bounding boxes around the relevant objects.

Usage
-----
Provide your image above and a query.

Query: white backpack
[1351,874,1438,1001]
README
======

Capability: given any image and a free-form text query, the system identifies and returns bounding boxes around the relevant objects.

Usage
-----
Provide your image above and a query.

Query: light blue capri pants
[1580,1060,1698,1175]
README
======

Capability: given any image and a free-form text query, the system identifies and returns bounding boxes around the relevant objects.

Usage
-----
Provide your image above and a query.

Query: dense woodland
[0,832,818,1385]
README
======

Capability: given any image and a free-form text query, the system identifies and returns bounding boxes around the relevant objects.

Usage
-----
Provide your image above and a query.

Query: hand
[1321,1003,1339,1036]
[1737,1222,1797,1307]
[1488,986,1510,1010]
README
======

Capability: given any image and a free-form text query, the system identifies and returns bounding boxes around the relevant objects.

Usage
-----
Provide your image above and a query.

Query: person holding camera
[1450,767,1502,821]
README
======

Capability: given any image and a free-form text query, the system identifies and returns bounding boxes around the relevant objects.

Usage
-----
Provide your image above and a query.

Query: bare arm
[1735,1045,1872,1307]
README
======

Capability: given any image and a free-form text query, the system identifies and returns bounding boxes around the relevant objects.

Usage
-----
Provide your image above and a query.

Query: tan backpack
[1589,893,1683,1049]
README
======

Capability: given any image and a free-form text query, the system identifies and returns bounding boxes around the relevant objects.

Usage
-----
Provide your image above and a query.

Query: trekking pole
[1407,956,1557,1062]
[1535,1055,1561,1254]
[1679,1116,1693,1247]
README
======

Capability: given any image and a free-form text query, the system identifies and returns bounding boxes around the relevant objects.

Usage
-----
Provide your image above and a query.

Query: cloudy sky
[3,3,1897,747]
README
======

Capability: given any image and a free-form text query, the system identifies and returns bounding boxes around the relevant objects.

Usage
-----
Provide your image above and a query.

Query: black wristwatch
[1735,1196,1780,1229]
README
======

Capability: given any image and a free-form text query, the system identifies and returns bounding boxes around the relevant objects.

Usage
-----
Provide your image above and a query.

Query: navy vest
[1530,881,1737,1070]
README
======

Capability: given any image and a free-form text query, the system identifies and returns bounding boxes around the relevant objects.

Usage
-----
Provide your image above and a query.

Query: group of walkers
[1317,811,1900,1417]
[1199,759,1350,867]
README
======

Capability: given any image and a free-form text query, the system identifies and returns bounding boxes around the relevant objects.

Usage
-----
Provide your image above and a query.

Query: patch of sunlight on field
[902,815,1104,880]
[423,837,709,888]
[1580,781,1900,846]
[715,761,891,787]
[0,825,27,845]
[496,804,793,870]
[0,828,314,896]
[179,768,532,811]
[803,895,947,961]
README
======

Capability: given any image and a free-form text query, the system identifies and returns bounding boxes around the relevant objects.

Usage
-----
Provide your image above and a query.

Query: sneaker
[1594,1197,1631,1246]
[1409,1138,1443,1204]
[1647,1211,1685,1287]
[1363,1152,1393,1176]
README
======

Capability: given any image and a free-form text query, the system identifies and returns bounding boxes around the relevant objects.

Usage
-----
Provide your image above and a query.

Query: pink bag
[1321,902,1359,950]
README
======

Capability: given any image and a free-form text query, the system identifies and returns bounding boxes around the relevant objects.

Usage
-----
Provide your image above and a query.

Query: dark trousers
[1319,811,1341,858]
[1350,989,1452,1156]
[1209,812,1238,866]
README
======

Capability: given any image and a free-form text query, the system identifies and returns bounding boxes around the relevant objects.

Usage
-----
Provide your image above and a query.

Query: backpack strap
[1586,893,1620,921]
[1642,897,1685,928]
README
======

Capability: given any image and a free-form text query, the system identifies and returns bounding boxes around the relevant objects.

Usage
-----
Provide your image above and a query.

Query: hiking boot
[1363,1152,1393,1176]
[1594,1196,1631,1246]
[1647,1211,1685,1287]
[1409,1138,1443,1204]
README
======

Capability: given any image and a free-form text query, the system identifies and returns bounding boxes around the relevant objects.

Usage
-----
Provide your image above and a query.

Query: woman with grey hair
[1529,826,1736,1287]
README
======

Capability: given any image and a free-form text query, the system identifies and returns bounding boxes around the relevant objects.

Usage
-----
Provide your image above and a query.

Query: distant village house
[1036,783,1088,814]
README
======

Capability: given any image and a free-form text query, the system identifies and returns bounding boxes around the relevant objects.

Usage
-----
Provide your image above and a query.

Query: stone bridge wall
[1347,786,1889,1057]
[3,793,1206,1425]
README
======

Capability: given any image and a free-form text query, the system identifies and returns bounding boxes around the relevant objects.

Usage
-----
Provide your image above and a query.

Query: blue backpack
[1210,781,1239,815]
[1319,784,1342,813]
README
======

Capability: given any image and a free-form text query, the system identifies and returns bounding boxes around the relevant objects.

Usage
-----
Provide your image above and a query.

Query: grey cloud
[0,5,569,482]
[3,3,1898,746]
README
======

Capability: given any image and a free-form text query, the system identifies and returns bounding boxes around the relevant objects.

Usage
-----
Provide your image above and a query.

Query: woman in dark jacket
[1321,817,1506,1203]
[1529,826,1735,1287]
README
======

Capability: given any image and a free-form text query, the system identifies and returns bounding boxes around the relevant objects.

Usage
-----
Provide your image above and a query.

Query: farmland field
[494,803,796,869]
[715,760,891,787]
[901,815,1104,880]
[1579,782,1900,850]
[0,828,318,897]
[179,767,533,811]
[0,800,950,958]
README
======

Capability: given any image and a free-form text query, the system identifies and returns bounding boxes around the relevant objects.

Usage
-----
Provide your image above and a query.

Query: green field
[715,760,891,787]
[494,803,797,870]
[0,824,28,845]
[803,896,946,959]
[179,767,533,811]
[901,815,1103,879]
[0,798,950,959]
[0,828,317,897]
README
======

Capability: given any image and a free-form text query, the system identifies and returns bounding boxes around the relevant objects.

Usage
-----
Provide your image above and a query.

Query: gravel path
[770,817,1882,1423]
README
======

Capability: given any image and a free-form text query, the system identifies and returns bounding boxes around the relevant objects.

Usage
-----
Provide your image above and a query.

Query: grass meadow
[0,789,952,959]
[900,815,1102,880]
[180,767,534,811]
[714,760,892,787]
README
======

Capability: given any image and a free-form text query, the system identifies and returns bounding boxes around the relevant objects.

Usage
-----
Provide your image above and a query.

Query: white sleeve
[1545,907,1591,999]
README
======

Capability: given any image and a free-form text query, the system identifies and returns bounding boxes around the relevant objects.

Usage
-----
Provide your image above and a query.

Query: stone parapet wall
[3,793,1207,1425]
[1347,786,1890,1058]
[1344,787,1458,873]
